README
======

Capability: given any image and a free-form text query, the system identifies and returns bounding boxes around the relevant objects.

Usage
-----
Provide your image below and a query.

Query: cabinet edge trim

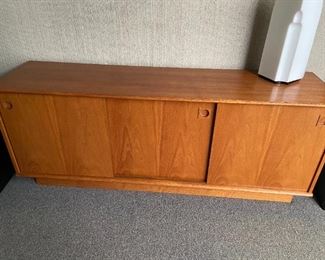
[17,172,312,197]
[0,113,21,173]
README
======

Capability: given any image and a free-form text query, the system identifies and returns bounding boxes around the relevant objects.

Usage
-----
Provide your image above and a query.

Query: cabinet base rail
[29,174,313,203]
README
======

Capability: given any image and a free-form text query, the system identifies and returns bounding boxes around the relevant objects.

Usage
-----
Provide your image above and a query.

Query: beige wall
[0,0,324,81]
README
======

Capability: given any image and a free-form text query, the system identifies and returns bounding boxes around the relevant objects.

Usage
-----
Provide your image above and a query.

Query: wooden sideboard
[0,61,324,202]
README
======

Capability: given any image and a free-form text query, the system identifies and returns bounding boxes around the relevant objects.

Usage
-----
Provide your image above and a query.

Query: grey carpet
[0,177,324,260]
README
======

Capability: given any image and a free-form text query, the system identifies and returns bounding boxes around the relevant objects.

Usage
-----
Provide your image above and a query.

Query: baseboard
[34,176,296,203]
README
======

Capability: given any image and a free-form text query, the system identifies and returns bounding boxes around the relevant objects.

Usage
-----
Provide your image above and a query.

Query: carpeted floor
[0,177,324,260]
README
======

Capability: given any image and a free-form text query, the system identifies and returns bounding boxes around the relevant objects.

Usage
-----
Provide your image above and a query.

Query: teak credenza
[0,61,324,202]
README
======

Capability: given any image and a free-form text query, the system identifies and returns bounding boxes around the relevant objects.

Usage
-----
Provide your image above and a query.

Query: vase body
[258,0,323,83]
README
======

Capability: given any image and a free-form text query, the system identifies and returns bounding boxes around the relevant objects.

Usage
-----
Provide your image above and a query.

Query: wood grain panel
[0,94,66,174]
[208,104,325,191]
[0,61,324,107]
[0,94,114,178]
[50,96,114,177]
[106,99,215,182]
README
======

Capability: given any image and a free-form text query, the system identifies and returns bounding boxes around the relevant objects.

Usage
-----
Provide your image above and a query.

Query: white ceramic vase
[258,0,323,83]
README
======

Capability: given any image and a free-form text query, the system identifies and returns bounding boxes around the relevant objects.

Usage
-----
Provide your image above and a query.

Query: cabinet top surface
[0,61,324,106]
